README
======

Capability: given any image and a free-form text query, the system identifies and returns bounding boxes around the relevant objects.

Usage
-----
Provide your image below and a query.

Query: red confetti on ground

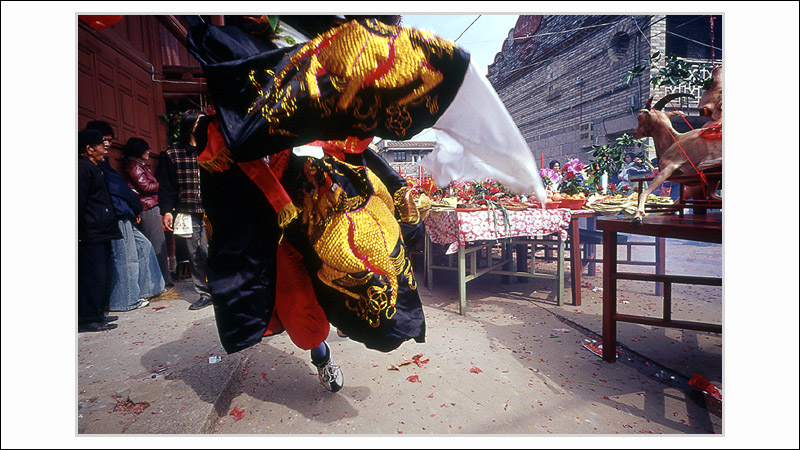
[261,372,268,380]
[230,407,246,421]
[112,400,150,414]
[469,367,483,374]
[152,306,166,311]
[406,375,420,383]
[411,354,430,367]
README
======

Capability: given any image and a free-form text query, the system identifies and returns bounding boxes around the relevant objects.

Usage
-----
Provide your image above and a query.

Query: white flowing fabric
[418,61,547,204]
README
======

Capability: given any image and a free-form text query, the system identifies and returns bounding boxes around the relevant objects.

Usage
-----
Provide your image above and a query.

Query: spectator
[618,152,653,189]
[158,109,213,310]
[86,121,165,311]
[549,160,561,172]
[78,129,121,332]
[123,137,172,287]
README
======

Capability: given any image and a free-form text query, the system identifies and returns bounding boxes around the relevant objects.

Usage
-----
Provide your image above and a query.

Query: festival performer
[185,15,546,393]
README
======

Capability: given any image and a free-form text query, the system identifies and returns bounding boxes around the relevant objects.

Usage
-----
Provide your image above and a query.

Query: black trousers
[78,241,112,324]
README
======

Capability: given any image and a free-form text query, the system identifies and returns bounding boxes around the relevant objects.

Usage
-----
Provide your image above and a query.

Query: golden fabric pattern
[401,253,417,290]
[301,161,402,328]
[392,186,421,225]
[249,19,457,138]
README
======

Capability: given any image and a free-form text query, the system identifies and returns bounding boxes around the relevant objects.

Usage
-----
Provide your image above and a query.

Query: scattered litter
[230,407,246,421]
[688,373,722,400]
[469,367,483,374]
[209,356,222,364]
[553,328,570,332]
[406,375,420,383]
[389,354,429,371]
[581,340,618,359]
[152,306,166,311]
[592,287,602,292]
[112,399,150,414]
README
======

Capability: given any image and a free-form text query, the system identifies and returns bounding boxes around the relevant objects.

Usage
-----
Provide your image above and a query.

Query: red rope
[661,120,708,185]
[668,99,694,130]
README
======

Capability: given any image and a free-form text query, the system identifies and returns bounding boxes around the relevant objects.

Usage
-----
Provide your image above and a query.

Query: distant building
[375,140,436,175]
[487,15,721,165]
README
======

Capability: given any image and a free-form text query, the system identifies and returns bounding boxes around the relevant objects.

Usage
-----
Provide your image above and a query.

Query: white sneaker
[314,349,343,393]
[136,299,150,309]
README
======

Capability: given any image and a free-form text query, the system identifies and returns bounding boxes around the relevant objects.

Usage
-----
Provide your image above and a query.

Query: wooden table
[424,207,571,315]
[631,172,722,215]
[567,209,597,306]
[538,209,666,306]
[597,212,722,362]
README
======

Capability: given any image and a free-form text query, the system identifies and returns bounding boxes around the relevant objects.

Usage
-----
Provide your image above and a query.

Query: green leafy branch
[584,133,649,189]
[622,51,713,90]
[159,111,182,146]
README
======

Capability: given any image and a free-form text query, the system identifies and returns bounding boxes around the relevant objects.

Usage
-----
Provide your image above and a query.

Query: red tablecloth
[425,208,572,254]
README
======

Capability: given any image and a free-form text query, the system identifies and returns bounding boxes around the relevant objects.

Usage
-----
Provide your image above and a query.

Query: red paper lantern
[79,15,124,31]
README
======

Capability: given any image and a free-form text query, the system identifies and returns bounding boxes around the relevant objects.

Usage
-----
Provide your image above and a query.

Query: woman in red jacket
[123,138,171,286]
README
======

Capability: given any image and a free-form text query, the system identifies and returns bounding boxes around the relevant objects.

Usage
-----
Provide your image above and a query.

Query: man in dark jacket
[78,129,121,332]
[158,109,213,310]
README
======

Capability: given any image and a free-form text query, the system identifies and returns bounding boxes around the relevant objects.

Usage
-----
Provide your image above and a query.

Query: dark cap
[79,129,104,150]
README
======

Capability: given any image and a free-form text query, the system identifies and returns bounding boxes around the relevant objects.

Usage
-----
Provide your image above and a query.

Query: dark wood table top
[597,212,721,244]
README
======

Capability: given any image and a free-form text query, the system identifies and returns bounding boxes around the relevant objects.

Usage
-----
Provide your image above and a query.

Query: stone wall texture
[487,15,663,165]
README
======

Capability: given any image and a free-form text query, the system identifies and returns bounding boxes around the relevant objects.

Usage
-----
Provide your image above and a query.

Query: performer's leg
[310,341,343,393]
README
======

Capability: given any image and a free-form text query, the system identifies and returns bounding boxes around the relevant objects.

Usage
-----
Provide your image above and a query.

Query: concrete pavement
[76,237,723,436]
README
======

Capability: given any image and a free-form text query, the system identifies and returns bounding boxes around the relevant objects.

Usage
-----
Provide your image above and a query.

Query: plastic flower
[562,158,584,175]
[539,168,562,191]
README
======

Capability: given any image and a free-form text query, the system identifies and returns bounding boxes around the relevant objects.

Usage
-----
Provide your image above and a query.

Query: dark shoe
[102,315,119,323]
[165,282,175,288]
[188,297,213,310]
[79,322,118,333]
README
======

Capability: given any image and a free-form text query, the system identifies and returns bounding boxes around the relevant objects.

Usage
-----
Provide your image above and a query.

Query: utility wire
[631,15,651,47]
[665,30,722,51]
[509,19,623,42]
[454,15,481,42]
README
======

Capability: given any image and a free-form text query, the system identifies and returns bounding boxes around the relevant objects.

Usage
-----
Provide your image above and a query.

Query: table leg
[655,236,665,296]
[425,233,433,290]
[587,217,597,276]
[602,229,618,362]
[458,244,466,316]
[569,217,582,306]
[516,244,528,283]
[501,241,510,284]
[557,237,565,306]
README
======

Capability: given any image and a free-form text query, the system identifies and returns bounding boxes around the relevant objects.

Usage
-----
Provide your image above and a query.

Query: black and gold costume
[187,17,469,354]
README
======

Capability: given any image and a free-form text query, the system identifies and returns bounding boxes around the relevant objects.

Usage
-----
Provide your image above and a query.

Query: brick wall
[488,15,661,166]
